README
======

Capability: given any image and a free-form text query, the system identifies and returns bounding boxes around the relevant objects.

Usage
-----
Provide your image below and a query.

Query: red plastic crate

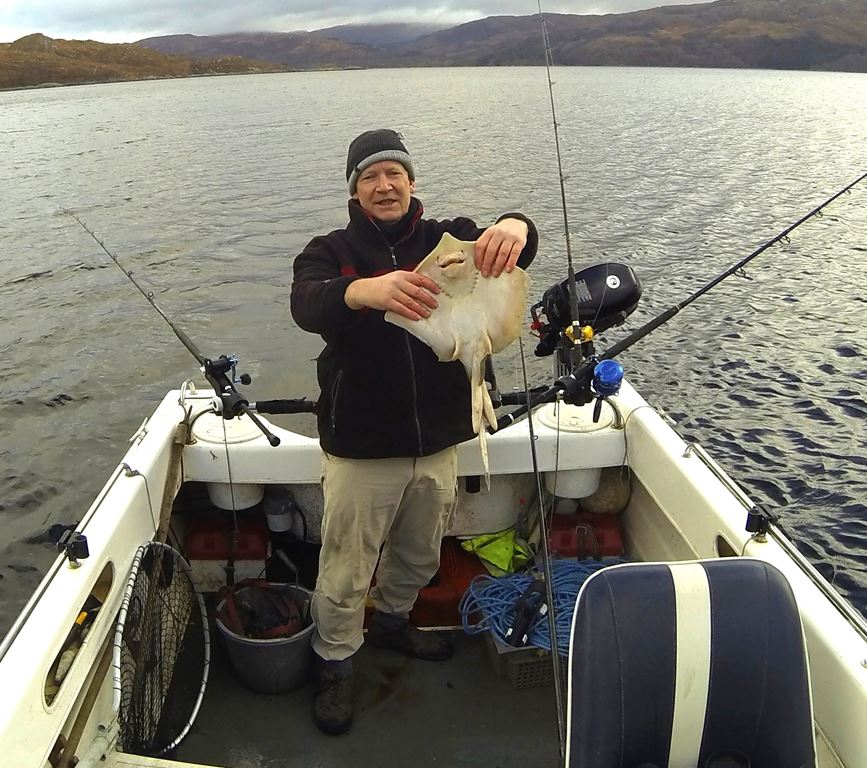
[548,512,624,559]
[364,538,488,629]
[410,537,489,628]
[185,514,269,561]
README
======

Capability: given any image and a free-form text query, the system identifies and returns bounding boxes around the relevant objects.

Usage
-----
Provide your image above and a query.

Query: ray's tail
[470,343,497,489]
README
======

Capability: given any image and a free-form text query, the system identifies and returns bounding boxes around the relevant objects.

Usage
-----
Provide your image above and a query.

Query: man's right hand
[344,271,440,321]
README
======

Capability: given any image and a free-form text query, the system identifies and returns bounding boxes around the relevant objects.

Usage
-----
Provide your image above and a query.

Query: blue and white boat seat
[565,558,816,768]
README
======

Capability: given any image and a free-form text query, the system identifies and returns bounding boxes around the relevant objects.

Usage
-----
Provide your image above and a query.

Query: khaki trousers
[311,447,458,662]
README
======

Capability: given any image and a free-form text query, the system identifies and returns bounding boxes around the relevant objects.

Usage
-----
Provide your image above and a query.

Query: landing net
[112,541,210,756]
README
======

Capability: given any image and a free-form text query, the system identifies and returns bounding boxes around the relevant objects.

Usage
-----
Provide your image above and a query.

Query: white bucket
[206,482,264,510]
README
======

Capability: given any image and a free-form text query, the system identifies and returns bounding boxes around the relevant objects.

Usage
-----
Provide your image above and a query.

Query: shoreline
[3,61,864,94]
[0,68,297,93]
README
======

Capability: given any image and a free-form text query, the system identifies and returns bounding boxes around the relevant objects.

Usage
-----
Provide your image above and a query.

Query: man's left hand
[474,218,529,278]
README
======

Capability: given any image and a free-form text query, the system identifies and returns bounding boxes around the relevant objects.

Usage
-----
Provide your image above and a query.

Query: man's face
[353,160,415,223]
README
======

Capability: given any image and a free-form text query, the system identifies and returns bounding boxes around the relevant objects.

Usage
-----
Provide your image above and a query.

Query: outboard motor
[531,263,641,357]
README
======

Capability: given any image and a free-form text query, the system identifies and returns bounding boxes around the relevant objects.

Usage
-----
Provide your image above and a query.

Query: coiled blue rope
[458,559,624,656]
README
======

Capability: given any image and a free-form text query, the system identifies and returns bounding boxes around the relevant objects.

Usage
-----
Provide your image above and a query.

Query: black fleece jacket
[290,197,538,459]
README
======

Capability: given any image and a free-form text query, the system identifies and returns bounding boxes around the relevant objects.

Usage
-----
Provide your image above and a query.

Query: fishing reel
[201,354,283,447]
[200,354,317,445]
[202,354,252,421]
[563,357,626,423]
[530,263,642,360]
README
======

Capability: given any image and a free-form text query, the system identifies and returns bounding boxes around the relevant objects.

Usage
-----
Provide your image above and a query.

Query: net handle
[157,421,189,543]
[56,629,115,768]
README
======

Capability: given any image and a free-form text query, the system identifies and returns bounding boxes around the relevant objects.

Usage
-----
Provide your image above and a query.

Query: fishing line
[499,168,867,428]
[517,335,565,716]
[62,208,205,365]
[220,417,241,587]
[516,333,570,759]
[62,207,282,446]
[65,207,276,588]
[537,3,581,335]
[595,169,867,365]
[534,2,579,753]
[523,11,863,752]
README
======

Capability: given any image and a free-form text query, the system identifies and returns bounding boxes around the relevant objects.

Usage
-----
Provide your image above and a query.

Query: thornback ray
[385,233,530,487]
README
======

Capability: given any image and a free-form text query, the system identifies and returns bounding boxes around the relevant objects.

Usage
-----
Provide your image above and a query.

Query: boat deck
[172,628,560,768]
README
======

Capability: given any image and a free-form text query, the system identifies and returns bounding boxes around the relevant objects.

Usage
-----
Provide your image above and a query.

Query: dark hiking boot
[367,614,453,661]
[312,668,353,735]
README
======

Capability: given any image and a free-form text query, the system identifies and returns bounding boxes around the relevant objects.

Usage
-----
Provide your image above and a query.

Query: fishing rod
[64,209,205,365]
[518,3,583,756]
[61,208,308,446]
[498,168,867,428]
[538,0,582,361]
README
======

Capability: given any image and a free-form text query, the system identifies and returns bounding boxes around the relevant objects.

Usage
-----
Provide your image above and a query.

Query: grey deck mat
[174,630,561,768]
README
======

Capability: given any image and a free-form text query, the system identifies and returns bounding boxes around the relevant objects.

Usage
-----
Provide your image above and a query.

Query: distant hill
[137,23,450,63]
[4,0,866,90]
[136,31,390,69]
[137,0,867,73]
[310,22,451,46]
[0,33,283,90]
[396,0,867,71]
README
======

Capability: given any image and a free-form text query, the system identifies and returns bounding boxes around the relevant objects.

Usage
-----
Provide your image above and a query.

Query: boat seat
[565,558,816,768]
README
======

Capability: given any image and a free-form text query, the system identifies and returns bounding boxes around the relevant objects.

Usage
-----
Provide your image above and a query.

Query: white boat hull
[1,381,864,767]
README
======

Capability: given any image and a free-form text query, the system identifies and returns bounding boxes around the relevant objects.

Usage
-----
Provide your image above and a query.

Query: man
[290,129,537,735]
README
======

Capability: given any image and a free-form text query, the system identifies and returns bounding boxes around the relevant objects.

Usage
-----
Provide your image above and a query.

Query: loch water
[1,66,866,635]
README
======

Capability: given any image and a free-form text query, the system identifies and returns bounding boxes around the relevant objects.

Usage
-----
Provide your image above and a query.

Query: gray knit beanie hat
[346,129,414,194]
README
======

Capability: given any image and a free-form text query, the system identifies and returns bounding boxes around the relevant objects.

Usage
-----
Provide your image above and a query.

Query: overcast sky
[1,0,715,44]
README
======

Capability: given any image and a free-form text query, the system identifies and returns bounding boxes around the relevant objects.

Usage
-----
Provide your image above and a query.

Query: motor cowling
[532,263,641,356]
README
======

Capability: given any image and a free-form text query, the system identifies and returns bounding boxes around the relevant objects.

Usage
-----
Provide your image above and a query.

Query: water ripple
[1,67,865,635]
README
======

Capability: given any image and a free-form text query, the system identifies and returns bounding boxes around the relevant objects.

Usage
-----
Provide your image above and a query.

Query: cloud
[0,0,713,44]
